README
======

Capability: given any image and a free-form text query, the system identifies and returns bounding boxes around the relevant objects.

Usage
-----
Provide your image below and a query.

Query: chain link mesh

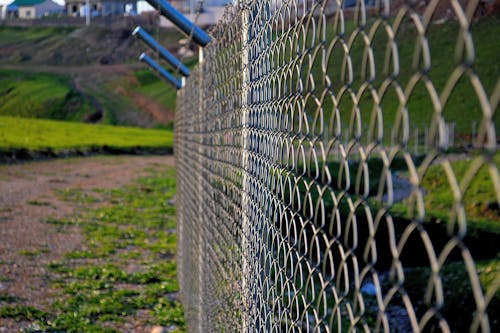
[175,0,500,331]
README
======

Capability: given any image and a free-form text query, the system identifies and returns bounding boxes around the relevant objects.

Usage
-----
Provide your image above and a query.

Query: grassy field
[0,67,179,128]
[0,26,75,50]
[0,167,185,332]
[418,153,500,231]
[0,116,173,153]
[0,69,95,121]
[300,17,500,144]
[132,70,180,115]
[0,25,191,128]
[325,152,500,232]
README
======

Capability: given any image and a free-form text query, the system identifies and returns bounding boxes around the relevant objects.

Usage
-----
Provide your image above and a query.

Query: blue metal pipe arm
[144,0,211,47]
[140,53,182,90]
[133,26,190,77]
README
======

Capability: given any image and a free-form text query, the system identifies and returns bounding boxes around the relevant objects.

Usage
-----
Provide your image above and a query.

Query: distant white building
[138,0,232,15]
[186,0,231,12]
[65,0,138,17]
[152,0,231,26]
[8,0,63,19]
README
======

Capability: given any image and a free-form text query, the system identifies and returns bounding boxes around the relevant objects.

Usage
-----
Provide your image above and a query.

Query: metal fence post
[240,3,251,331]
[197,46,205,333]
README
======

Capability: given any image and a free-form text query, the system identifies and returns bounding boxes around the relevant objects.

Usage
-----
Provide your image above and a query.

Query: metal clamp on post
[144,0,211,47]
[139,53,182,90]
[133,27,190,77]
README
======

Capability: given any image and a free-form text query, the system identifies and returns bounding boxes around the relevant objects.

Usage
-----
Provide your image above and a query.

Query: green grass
[18,248,50,258]
[0,292,19,303]
[57,188,101,204]
[27,199,52,206]
[0,26,193,128]
[0,305,48,322]
[313,150,500,234]
[401,258,500,331]
[0,26,74,48]
[302,17,500,144]
[133,70,179,115]
[131,56,198,116]
[0,69,95,121]
[419,153,500,230]
[0,116,173,152]
[10,167,185,332]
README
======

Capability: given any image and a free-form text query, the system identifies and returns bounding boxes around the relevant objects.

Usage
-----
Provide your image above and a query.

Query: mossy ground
[0,167,185,332]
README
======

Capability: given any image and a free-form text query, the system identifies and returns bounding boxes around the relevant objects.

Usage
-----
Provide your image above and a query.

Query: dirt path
[0,155,175,330]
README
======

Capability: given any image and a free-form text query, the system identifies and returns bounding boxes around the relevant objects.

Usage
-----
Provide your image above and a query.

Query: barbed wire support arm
[139,53,182,89]
[143,0,211,47]
[133,26,191,77]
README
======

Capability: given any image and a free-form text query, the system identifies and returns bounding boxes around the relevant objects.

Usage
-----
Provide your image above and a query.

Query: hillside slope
[0,25,193,128]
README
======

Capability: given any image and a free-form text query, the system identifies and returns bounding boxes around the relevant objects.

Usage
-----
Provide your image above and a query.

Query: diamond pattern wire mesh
[175,0,499,332]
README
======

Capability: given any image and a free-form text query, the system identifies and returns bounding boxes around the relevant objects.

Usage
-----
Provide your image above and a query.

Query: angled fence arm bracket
[139,53,182,90]
[133,26,190,77]
[143,0,212,47]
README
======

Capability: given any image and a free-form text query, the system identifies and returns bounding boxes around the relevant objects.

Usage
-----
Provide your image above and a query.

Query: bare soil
[0,155,175,332]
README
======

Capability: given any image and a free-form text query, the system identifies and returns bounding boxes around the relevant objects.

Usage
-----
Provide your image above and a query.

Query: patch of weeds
[0,292,19,303]
[146,230,176,256]
[47,261,71,274]
[33,167,184,332]
[27,200,52,206]
[45,217,78,226]
[0,275,11,282]
[81,223,125,256]
[0,305,48,321]
[118,250,142,260]
[18,248,49,258]
[44,217,79,232]
[152,298,185,328]
[64,250,104,259]
[70,264,129,283]
[57,188,100,204]
[77,173,91,178]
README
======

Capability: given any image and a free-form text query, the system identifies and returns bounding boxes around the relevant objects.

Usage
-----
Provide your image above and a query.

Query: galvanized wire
[175,0,500,332]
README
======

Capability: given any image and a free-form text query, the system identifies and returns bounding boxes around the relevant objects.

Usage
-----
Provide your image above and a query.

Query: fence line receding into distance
[174,0,500,332]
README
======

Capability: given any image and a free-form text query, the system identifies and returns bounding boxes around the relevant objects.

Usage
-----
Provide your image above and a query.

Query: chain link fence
[175,0,499,331]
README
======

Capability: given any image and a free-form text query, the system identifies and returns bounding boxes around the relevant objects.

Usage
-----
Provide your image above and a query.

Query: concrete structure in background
[65,0,136,17]
[8,0,63,18]
[0,4,6,18]
[157,0,232,27]
[181,0,231,13]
